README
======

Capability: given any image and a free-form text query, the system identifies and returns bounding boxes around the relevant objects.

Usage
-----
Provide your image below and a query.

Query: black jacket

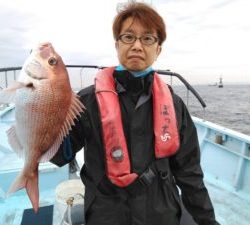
[51,70,219,225]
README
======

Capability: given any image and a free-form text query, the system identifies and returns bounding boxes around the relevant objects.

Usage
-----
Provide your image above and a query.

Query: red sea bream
[0,43,85,212]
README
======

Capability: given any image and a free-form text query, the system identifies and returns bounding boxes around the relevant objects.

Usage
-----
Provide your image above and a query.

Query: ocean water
[1,68,249,136]
[172,84,250,136]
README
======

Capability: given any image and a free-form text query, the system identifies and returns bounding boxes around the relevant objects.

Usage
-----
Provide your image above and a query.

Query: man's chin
[126,65,146,72]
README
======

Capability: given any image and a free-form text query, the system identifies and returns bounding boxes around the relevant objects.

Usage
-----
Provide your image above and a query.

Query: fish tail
[6,170,39,213]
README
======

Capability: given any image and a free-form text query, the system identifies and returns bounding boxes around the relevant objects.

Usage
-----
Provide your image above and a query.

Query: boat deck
[205,179,249,225]
[0,173,249,225]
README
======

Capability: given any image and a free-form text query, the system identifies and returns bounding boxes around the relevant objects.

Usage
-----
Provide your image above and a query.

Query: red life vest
[95,67,179,187]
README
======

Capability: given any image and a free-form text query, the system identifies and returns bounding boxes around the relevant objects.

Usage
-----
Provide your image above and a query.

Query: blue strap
[63,136,74,161]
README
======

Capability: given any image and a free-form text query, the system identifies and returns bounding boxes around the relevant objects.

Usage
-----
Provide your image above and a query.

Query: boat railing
[0,67,21,88]
[156,69,206,108]
[0,65,206,113]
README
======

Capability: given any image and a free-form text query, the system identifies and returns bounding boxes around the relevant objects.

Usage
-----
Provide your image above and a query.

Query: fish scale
[15,81,65,154]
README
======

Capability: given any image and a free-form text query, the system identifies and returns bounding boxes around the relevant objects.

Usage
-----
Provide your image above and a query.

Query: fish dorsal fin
[39,92,85,162]
[0,82,27,103]
[6,125,24,157]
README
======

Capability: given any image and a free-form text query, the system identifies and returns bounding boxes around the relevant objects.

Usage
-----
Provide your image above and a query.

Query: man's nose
[131,38,143,50]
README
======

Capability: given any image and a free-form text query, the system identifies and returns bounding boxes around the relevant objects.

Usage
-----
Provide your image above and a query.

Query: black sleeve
[170,95,220,225]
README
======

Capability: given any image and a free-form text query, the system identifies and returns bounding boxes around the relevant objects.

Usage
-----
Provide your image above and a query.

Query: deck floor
[0,179,249,225]
[205,181,250,225]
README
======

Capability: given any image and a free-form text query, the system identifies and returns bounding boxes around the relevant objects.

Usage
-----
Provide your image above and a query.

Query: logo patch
[160,133,171,142]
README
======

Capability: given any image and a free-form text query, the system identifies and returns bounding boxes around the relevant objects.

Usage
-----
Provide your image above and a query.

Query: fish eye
[48,57,57,66]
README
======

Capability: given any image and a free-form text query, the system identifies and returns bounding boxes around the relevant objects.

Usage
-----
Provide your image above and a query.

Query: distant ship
[218,76,223,88]
[208,76,223,87]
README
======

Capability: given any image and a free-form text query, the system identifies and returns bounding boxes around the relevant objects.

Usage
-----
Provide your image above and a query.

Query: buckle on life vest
[139,168,156,186]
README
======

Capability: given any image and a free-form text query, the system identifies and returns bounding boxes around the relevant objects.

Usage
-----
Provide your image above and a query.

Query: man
[51,2,219,225]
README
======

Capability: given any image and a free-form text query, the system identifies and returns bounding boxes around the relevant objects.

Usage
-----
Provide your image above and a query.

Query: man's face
[115,17,161,71]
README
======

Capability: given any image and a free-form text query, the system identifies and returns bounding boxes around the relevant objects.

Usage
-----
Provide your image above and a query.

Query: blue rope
[63,136,73,161]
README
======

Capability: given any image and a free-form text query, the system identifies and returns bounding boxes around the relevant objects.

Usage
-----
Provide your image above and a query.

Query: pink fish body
[0,43,85,212]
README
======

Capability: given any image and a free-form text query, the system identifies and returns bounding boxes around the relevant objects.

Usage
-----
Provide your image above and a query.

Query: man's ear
[154,45,162,61]
[157,45,162,56]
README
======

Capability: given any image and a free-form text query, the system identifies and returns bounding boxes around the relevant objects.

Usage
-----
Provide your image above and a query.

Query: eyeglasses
[118,33,158,46]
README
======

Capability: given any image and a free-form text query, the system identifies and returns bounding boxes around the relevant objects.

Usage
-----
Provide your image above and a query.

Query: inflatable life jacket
[95,67,179,187]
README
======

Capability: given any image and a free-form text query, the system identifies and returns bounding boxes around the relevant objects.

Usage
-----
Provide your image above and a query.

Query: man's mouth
[127,55,144,60]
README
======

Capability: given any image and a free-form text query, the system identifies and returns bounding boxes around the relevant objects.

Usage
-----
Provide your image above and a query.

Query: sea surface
[172,84,250,136]
[1,68,249,136]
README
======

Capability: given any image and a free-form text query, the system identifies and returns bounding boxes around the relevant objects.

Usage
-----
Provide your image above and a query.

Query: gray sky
[0,0,250,84]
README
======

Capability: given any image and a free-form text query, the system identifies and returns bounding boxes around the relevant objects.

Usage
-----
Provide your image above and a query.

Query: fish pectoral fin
[39,92,85,163]
[0,81,26,103]
[6,125,24,156]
